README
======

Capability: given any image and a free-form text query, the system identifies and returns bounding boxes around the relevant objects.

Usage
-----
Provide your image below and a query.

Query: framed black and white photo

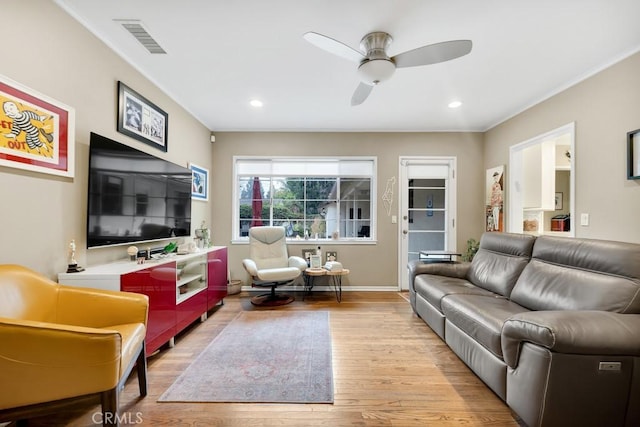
[628,128,640,179]
[117,81,168,152]
[555,192,563,210]
[189,163,209,201]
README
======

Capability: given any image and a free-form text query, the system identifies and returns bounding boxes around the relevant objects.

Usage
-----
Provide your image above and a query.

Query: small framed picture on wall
[628,128,640,179]
[189,163,209,201]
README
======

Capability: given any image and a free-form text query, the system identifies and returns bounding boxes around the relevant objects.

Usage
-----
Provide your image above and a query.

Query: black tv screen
[87,132,191,248]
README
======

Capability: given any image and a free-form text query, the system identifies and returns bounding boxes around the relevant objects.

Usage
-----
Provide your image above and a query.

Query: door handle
[402,229,408,235]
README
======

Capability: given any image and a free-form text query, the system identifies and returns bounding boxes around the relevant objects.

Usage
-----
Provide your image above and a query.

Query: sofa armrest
[408,260,470,290]
[502,311,640,368]
[56,285,148,329]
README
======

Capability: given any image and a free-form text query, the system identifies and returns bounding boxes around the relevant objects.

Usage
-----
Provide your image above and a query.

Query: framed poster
[0,74,75,178]
[117,81,168,152]
[189,163,209,201]
[485,165,504,232]
[628,128,640,179]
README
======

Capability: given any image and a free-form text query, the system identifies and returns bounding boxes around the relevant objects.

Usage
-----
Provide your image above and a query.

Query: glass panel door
[399,158,456,290]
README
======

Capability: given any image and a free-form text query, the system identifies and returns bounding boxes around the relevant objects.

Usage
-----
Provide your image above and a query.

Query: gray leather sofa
[408,232,640,427]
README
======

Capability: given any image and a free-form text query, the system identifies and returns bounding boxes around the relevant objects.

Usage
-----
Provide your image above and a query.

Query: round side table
[303,268,349,302]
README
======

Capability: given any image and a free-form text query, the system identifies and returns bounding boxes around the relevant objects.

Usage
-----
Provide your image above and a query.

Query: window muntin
[235,157,375,241]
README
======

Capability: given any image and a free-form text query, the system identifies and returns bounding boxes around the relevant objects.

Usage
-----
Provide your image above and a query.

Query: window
[233,157,376,242]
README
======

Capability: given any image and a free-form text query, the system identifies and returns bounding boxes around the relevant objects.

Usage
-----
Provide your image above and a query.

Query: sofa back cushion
[510,236,640,313]
[467,232,536,296]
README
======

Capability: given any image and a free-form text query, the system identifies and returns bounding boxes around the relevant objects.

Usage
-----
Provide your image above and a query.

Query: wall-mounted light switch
[580,213,590,226]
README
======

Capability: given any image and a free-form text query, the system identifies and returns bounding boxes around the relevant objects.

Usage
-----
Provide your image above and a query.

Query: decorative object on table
[163,241,177,254]
[310,254,322,269]
[127,246,139,261]
[194,220,211,248]
[158,311,333,403]
[462,238,480,262]
[301,248,316,266]
[189,162,209,201]
[485,165,505,232]
[627,128,640,180]
[177,242,197,254]
[117,81,167,151]
[0,73,75,178]
[523,212,540,232]
[66,239,84,273]
[323,261,343,272]
[551,214,571,232]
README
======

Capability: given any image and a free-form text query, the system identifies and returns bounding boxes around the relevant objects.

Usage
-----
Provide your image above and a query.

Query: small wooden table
[303,267,349,302]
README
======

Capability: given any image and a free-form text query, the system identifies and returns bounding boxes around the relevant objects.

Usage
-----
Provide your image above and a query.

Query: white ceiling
[55,0,640,132]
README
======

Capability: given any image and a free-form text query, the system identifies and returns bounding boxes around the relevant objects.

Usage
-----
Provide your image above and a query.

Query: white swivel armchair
[242,226,307,306]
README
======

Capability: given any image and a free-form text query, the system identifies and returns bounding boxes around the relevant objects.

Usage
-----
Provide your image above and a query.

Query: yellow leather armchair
[0,264,149,426]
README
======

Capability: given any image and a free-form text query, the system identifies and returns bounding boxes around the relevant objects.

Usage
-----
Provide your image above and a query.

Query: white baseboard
[241,285,399,292]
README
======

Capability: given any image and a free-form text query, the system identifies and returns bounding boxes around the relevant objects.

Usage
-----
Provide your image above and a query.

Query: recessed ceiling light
[250,99,263,108]
[448,100,462,109]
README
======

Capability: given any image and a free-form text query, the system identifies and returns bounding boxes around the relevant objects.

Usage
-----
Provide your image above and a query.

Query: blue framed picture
[189,163,209,201]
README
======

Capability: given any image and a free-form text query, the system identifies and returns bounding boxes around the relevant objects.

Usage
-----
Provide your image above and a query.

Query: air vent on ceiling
[115,19,166,54]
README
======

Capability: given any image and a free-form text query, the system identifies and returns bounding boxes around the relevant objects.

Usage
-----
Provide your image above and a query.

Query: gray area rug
[158,310,333,403]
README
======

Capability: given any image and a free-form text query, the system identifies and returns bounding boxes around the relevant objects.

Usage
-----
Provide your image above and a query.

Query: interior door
[399,157,456,290]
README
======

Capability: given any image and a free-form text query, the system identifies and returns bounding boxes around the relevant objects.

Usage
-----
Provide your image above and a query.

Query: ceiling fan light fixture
[250,99,263,108]
[448,100,462,109]
[357,59,395,85]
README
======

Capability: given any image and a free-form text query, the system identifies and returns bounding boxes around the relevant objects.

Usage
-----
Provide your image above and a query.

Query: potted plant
[462,238,480,262]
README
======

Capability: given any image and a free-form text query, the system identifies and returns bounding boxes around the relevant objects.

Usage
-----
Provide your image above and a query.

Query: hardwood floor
[14,291,521,426]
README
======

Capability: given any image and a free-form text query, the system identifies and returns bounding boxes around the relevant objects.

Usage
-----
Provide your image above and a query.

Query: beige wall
[484,51,640,243]
[7,1,636,285]
[211,132,485,287]
[1,0,213,279]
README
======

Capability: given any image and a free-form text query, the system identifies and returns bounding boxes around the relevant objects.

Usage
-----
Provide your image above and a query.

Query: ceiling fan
[303,31,472,106]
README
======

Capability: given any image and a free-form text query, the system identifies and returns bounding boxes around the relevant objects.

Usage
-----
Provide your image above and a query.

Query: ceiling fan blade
[303,32,365,63]
[351,82,374,106]
[393,40,472,68]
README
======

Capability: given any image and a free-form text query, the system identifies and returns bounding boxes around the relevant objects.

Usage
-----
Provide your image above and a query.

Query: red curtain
[251,176,263,227]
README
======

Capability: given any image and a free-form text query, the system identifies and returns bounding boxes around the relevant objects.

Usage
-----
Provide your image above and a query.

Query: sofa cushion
[467,232,535,297]
[510,236,640,313]
[441,294,530,359]
[414,274,496,312]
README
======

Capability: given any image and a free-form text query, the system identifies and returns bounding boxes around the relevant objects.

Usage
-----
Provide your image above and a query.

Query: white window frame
[232,156,377,244]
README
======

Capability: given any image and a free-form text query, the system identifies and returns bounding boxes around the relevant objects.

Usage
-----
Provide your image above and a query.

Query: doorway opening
[507,123,575,236]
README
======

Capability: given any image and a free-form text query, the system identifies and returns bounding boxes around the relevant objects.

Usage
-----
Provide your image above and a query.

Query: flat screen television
[87,132,191,248]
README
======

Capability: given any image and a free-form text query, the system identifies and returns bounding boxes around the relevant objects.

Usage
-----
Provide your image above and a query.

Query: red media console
[59,247,228,356]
